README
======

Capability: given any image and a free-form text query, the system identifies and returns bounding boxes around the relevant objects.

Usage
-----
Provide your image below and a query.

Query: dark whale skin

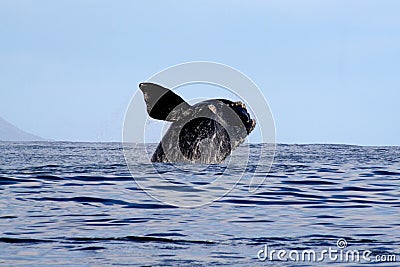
[139,83,256,164]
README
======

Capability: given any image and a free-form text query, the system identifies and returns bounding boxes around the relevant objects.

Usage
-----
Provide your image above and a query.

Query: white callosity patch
[207,104,217,114]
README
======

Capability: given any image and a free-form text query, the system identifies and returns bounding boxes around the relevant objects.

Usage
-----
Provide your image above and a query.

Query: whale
[139,82,256,164]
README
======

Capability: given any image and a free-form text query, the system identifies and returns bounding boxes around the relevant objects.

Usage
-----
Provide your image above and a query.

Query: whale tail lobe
[139,82,191,122]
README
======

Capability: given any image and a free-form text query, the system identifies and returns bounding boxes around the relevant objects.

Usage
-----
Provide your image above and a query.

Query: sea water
[0,142,399,266]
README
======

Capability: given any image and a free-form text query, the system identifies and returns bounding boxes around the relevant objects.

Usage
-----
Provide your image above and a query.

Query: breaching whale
[139,82,256,164]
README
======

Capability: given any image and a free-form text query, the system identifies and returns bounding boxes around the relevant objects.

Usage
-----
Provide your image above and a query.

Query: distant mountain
[0,116,46,141]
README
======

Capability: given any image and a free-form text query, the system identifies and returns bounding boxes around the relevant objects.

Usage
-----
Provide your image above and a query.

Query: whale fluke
[139,82,191,122]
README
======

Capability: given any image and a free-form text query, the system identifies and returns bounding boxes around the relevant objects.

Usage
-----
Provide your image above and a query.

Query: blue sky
[0,0,399,145]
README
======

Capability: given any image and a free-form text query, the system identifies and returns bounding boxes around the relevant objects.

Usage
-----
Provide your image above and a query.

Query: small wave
[36,174,65,181]
[0,236,213,245]
[342,186,393,192]
[67,236,214,244]
[282,180,338,185]
[373,170,400,176]
[0,177,23,185]
[145,233,186,237]
[0,237,53,244]
[74,246,106,251]
[220,198,319,206]
[27,196,132,206]
[66,175,133,182]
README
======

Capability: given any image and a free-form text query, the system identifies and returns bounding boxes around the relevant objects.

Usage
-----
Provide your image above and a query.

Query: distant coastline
[0,116,46,141]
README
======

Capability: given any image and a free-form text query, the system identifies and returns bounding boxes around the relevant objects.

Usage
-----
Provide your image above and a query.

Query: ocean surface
[0,142,399,266]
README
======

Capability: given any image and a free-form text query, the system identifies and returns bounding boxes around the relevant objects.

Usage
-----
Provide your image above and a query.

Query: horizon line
[0,140,399,147]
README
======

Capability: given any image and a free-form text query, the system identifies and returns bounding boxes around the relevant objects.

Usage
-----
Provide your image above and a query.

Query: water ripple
[0,142,399,266]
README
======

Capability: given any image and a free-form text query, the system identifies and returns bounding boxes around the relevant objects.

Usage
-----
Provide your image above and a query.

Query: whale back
[151,99,249,163]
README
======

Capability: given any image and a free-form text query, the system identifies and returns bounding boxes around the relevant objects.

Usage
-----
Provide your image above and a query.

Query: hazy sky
[0,0,399,145]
